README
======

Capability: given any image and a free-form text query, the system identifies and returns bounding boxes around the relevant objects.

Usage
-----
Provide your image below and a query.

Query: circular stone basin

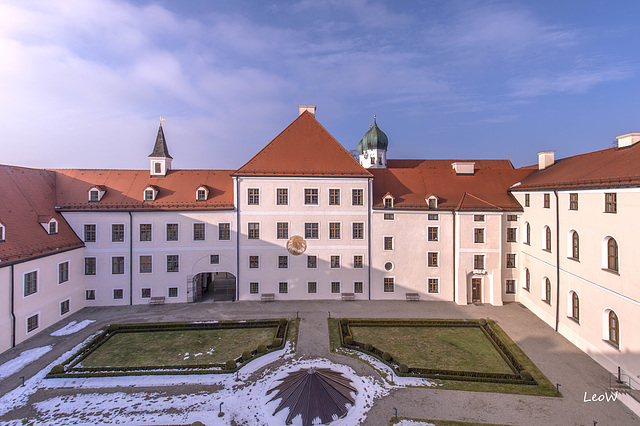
[267,367,357,425]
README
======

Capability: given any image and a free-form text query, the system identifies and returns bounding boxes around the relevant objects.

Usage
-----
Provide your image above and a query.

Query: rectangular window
[197,189,207,201]
[24,271,38,296]
[139,255,152,273]
[248,188,259,205]
[249,255,260,269]
[353,255,363,268]
[219,223,230,240]
[193,223,205,241]
[352,222,364,239]
[428,214,439,220]
[428,227,438,242]
[506,253,516,268]
[307,255,317,269]
[384,198,393,209]
[210,254,220,264]
[0,224,4,242]
[278,282,288,294]
[474,228,485,243]
[506,280,516,294]
[352,189,363,206]
[112,257,125,274]
[524,193,530,207]
[474,215,485,222]
[27,314,38,333]
[168,287,178,298]
[308,282,317,294]
[166,223,179,241]
[428,278,439,293]
[544,193,550,208]
[331,255,341,268]
[569,193,578,210]
[141,288,151,298]
[428,252,438,267]
[383,213,394,220]
[248,222,260,239]
[331,281,341,293]
[384,236,394,250]
[113,289,124,299]
[140,224,152,241]
[354,282,363,293]
[605,193,617,213]
[84,257,96,275]
[507,215,518,221]
[167,255,179,272]
[249,282,259,294]
[60,299,70,315]
[85,290,95,300]
[474,255,485,270]
[112,224,124,242]
[58,262,69,284]
[305,223,319,239]
[277,188,288,205]
[144,189,154,201]
[384,277,395,292]
[49,221,57,234]
[278,255,288,269]
[277,222,289,239]
[84,224,96,242]
[507,228,517,242]
[305,188,318,205]
[329,222,340,239]
[329,189,340,205]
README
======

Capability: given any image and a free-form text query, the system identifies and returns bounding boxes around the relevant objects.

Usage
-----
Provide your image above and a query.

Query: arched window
[545,226,552,251]
[544,278,551,304]
[525,222,530,244]
[607,238,618,272]
[608,311,619,347]
[572,231,579,259]
[525,268,530,291]
[571,292,579,321]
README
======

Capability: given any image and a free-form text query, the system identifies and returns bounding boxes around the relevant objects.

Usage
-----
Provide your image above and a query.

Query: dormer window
[144,186,158,202]
[48,219,58,235]
[196,186,209,202]
[427,196,438,209]
[0,223,5,242]
[88,186,106,202]
[383,193,394,209]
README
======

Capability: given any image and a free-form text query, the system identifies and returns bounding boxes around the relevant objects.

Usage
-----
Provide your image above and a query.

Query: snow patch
[395,421,436,426]
[0,346,52,380]
[50,320,95,336]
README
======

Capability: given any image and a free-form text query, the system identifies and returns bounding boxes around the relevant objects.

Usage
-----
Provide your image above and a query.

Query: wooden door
[472,278,482,302]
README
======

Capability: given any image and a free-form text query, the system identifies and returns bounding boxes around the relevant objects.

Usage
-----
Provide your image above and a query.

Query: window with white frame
[249,282,259,294]
[166,223,179,241]
[278,282,288,294]
[168,287,178,298]
[277,222,289,239]
[352,189,363,206]
[354,282,363,293]
[307,255,317,269]
[506,280,516,294]
[384,236,393,250]
[474,215,485,222]
[112,224,124,242]
[506,253,516,268]
[353,255,363,268]
[428,252,438,267]
[329,222,340,239]
[278,255,288,269]
[193,223,205,241]
[86,290,96,300]
[85,257,96,275]
[605,193,617,213]
[24,271,37,296]
[196,188,207,201]
[84,224,96,242]
[307,281,317,294]
[60,299,70,315]
[383,213,394,220]
[329,189,340,205]
[473,255,484,270]
[27,314,39,333]
[428,227,438,241]
[141,288,151,298]
[140,224,152,241]
[219,223,230,240]
[248,223,260,239]
[58,262,69,284]
[277,188,288,205]
[113,289,124,299]
[331,282,340,293]
[249,255,260,269]
[352,222,364,239]
[210,254,220,264]
[383,277,395,292]
[474,228,485,243]
[506,228,517,242]
[166,255,179,272]
[112,257,125,274]
[48,219,58,235]
[304,188,318,205]
[139,256,152,273]
[428,278,439,293]
[570,291,579,322]
[248,188,260,205]
[305,223,319,239]
[330,255,340,268]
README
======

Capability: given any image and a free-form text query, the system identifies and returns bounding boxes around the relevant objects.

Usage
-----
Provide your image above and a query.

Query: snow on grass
[50,320,95,336]
[0,346,52,380]
[395,421,436,426]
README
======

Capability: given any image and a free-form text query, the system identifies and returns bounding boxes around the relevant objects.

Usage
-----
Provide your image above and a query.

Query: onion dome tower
[357,115,388,168]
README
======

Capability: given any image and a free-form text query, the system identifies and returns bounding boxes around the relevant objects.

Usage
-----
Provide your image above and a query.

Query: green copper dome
[357,120,388,154]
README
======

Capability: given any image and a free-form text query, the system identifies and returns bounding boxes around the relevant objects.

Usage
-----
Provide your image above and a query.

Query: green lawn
[80,327,276,368]
[350,326,513,374]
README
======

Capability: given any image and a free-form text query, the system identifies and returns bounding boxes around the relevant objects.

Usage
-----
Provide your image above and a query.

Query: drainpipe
[452,211,456,303]
[367,178,373,301]
[128,211,133,306]
[554,190,560,332]
[235,177,240,302]
[10,264,15,347]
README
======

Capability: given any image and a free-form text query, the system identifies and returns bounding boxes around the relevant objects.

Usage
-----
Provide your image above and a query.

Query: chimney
[538,151,555,170]
[616,132,640,149]
[298,105,316,117]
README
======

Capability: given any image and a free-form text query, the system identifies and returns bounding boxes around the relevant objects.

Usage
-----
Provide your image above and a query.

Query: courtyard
[0,300,637,425]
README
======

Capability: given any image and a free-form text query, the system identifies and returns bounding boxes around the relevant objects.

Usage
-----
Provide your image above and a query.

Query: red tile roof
[53,169,235,211]
[515,143,640,190]
[371,160,533,211]
[234,111,372,177]
[0,165,84,265]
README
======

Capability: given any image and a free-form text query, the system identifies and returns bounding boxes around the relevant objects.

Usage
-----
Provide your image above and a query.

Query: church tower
[357,116,388,169]
[149,121,172,178]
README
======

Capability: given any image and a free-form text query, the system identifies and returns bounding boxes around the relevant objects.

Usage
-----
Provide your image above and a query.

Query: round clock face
[286,235,307,255]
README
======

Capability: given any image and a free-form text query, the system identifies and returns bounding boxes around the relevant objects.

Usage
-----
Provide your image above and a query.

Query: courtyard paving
[0,300,638,425]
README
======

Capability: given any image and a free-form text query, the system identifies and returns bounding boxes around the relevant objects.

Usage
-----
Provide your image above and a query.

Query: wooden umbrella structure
[267,367,357,425]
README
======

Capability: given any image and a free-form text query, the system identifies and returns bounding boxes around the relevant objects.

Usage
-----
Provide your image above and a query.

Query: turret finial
[159,117,165,126]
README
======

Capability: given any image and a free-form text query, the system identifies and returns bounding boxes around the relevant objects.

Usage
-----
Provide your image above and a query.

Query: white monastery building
[1,105,638,393]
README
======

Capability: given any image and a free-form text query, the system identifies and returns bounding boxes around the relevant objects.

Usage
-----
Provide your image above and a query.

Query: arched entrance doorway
[191,272,236,302]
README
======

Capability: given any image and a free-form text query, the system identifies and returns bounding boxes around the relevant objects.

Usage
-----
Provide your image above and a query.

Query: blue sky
[1,0,638,169]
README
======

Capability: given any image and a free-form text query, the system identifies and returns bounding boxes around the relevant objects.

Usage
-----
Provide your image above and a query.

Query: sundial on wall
[286,235,307,256]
